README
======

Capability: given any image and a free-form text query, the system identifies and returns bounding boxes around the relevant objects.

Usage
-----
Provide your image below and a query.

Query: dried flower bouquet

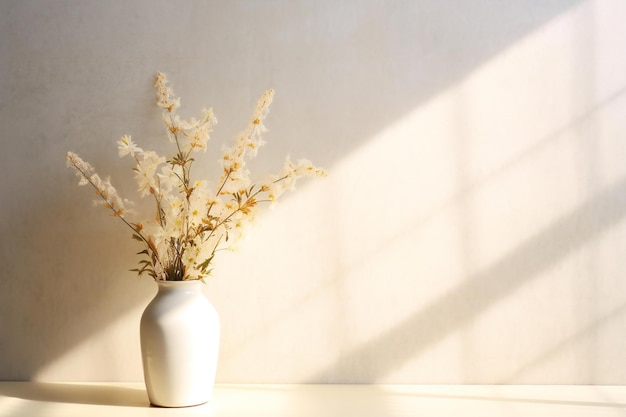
[67,73,325,281]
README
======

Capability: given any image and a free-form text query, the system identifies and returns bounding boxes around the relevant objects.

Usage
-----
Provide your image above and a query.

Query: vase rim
[155,279,203,287]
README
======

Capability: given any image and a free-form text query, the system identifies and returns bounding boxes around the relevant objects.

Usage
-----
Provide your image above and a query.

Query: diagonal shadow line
[500,303,626,383]
[341,84,626,278]
[308,177,626,383]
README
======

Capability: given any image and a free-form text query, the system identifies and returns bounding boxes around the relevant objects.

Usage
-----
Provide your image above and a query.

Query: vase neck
[156,280,203,294]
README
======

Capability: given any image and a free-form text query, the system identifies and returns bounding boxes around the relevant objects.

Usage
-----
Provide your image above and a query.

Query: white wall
[2,0,626,384]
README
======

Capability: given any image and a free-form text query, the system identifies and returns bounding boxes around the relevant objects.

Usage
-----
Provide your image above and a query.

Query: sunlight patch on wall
[211,0,626,383]
[30,0,626,384]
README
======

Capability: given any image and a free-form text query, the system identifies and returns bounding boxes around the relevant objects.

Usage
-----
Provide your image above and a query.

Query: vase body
[140,280,220,407]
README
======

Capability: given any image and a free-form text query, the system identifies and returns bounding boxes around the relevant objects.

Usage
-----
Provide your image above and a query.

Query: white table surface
[1,382,626,417]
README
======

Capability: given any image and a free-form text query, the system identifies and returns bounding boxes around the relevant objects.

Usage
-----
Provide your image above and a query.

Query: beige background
[2,0,626,384]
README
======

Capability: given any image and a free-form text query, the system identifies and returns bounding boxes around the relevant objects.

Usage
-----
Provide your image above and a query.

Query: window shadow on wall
[307,175,626,382]
[0,0,585,381]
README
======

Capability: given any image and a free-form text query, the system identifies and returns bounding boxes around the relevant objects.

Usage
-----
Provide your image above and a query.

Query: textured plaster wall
[2,0,626,384]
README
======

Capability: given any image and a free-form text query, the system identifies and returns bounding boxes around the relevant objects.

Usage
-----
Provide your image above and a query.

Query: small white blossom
[117,135,142,158]
[155,72,180,112]
[157,164,180,193]
[66,152,128,217]
[134,151,166,197]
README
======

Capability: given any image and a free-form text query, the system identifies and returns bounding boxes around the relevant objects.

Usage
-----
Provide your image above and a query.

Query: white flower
[188,181,210,226]
[265,158,327,201]
[157,164,181,194]
[117,135,142,158]
[66,152,96,186]
[134,151,166,197]
[219,89,274,182]
[155,72,180,112]
[66,152,130,217]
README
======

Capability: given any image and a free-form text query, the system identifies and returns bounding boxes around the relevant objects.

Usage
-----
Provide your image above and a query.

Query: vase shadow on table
[0,383,149,407]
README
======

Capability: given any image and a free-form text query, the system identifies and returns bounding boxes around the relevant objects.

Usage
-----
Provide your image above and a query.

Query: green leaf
[198,254,215,272]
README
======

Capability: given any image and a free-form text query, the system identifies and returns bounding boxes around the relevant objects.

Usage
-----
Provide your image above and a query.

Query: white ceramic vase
[140,280,220,407]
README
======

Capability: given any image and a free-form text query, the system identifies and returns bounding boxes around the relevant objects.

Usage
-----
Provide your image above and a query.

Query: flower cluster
[67,73,326,281]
